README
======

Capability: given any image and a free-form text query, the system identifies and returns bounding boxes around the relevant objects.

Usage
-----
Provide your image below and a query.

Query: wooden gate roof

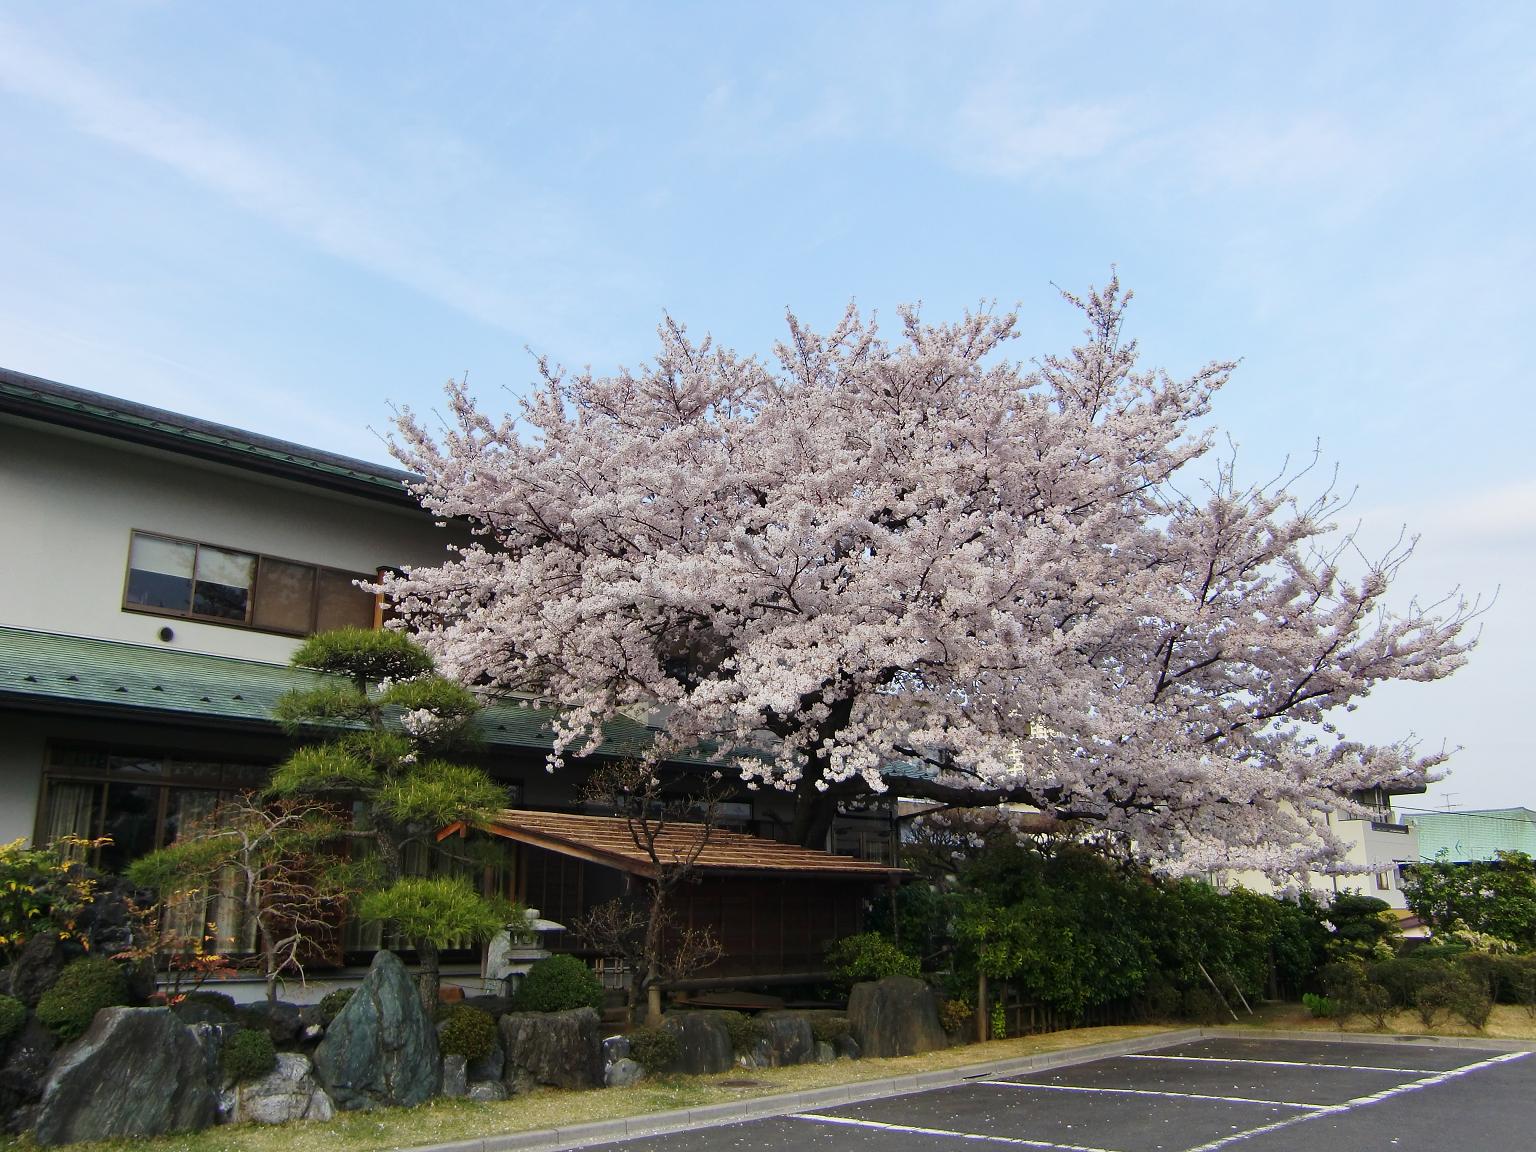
[439,809,905,881]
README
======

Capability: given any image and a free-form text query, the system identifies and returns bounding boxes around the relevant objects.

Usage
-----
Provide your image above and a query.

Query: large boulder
[224,1052,334,1125]
[0,1016,57,1133]
[662,1012,733,1075]
[756,1012,815,1067]
[846,976,948,1058]
[32,1007,216,1145]
[499,1007,602,1091]
[0,936,67,1009]
[313,950,440,1111]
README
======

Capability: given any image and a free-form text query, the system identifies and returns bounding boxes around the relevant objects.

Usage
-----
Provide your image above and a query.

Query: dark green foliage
[510,954,604,1013]
[222,1027,278,1083]
[1318,960,1366,1001]
[373,762,511,828]
[1367,958,1445,1008]
[810,1015,851,1044]
[1404,851,1536,948]
[379,676,481,741]
[1178,987,1228,1024]
[320,987,355,1023]
[290,628,435,683]
[439,1004,498,1061]
[626,1024,680,1074]
[1324,894,1401,959]
[826,932,921,987]
[1413,979,1453,1029]
[0,995,26,1042]
[36,956,129,1040]
[268,743,378,793]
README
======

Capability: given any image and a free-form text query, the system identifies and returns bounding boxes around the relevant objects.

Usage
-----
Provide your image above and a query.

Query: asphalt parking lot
[579,1036,1534,1152]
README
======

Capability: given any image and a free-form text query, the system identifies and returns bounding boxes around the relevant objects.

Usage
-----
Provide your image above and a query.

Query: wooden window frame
[122,528,378,637]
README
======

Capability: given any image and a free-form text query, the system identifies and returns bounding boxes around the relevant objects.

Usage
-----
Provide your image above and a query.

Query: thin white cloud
[0,21,564,335]
[949,83,1126,176]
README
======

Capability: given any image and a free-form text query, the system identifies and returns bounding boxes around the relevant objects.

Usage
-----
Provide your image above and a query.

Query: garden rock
[227,1053,334,1125]
[815,1040,836,1064]
[605,1057,644,1087]
[757,1012,814,1066]
[242,1001,303,1046]
[467,1040,504,1083]
[0,1016,57,1133]
[834,1034,861,1060]
[467,1080,507,1102]
[186,1021,238,1089]
[313,950,440,1111]
[602,1035,630,1063]
[33,1007,216,1145]
[499,1007,602,1091]
[846,976,947,1058]
[441,1054,468,1097]
[0,935,66,1008]
[663,1011,733,1075]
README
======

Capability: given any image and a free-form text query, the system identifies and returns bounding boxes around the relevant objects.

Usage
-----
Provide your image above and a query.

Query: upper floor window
[123,530,376,635]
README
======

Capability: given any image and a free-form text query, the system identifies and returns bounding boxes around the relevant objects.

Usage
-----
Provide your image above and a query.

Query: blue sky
[2,2,1531,816]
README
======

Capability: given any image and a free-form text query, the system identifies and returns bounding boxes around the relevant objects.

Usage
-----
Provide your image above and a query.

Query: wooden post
[976,970,988,1043]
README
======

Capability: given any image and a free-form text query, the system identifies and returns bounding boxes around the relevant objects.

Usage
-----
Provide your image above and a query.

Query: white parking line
[978,1080,1322,1110]
[1123,1053,1444,1075]
[1178,1049,1530,1152]
[787,1112,1119,1152]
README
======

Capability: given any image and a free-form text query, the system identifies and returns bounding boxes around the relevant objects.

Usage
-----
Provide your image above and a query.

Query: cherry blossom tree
[385,277,1476,876]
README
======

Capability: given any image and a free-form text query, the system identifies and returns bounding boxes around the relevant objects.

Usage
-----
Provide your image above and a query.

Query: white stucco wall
[0,418,460,663]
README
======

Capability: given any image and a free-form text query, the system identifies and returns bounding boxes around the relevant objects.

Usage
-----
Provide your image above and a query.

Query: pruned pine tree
[269,627,512,1010]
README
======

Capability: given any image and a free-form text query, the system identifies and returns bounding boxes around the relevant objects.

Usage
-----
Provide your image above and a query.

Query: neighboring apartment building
[0,367,897,989]
[1406,808,1536,863]
[1210,785,1423,910]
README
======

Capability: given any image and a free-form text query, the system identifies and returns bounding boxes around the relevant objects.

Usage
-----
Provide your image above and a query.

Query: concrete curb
[407,1028,1206,1152]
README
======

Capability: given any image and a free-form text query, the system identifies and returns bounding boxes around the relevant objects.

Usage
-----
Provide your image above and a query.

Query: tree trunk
[791,785,838,849]
[415,937,440,1015]
[976,970,988,1044]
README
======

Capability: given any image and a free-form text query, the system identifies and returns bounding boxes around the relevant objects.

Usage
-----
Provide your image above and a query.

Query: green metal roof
[0,626,678,760]
[1405,809,1536,863]
[0,368,418,506]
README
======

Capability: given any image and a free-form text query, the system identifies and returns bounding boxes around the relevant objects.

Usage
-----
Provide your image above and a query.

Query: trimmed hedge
[222,1027,278,1083]
[510,955,603,1013]
[626,1025,680,1074]
[439,1004,498,1061]
[36,957,129,1041]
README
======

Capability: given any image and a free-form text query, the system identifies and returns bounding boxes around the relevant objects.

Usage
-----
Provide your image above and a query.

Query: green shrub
[718,1011,768,1054]
[510,954,603,1013]
[826,932,920,987]
[1413,977,1454,1029]
[1367,959,1443,1008]
[222,1027,278,1083]
[439,1004,498,1061]
[1301,992,1337,1019]
[1447,971,1494,1031]
[36,957,129,1040]
[1349,983,1394,1030]
[810,1015,851,1044]
[0,995,26,1042]
[939,999,973,1035]
[627,1024,680,1074]
[1318,960,1366,1001]
[319,987,356,1023]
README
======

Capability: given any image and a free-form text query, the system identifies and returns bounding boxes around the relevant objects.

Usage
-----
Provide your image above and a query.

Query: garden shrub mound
[222,1028,278,1084]
[439,1004,497,1062]
[510,955,603,1013]
[35,957,129,1041]
[625,1024,680,1075]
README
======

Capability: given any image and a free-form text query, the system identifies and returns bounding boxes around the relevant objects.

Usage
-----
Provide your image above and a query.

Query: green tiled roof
[0,626,681,760]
